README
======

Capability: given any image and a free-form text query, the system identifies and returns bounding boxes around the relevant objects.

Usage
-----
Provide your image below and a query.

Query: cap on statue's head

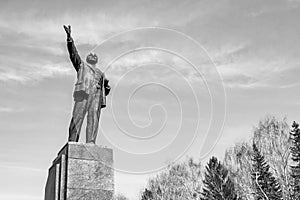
[86,52,98,65]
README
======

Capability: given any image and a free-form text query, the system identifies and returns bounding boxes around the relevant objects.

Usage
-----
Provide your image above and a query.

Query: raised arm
[63,25,82,72]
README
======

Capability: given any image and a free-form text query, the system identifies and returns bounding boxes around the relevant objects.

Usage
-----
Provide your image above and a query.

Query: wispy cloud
[0,62,72,83]
[0,0,299,89]
[0,106,24,113]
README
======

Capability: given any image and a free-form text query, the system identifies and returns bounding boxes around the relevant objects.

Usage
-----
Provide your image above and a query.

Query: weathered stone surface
[58,142,113,165]
[67,158,114,190]
[67,188,113,200]
[44,142,114,200]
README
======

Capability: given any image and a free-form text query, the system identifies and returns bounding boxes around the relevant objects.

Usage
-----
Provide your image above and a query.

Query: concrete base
[44,142,114,200]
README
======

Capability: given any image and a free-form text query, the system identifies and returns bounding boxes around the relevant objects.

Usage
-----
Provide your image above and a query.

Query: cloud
[0,1,146,85]
[1,0,299,89]
[0,1,141,45]
[0,106,24,113]
[0,62,72,83]
[176,0,300,89]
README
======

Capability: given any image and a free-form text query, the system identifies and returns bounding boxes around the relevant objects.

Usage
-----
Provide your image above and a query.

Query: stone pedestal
[44,142,114,200]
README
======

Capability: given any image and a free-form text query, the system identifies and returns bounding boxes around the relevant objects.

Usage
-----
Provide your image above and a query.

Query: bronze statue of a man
[63,25,111,144]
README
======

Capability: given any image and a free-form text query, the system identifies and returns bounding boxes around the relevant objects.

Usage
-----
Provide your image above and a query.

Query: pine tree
[201,156,238,200]
[141,188,153,200]
[251,143,283,200]
[223,116,291,200]
[290,121,300,199]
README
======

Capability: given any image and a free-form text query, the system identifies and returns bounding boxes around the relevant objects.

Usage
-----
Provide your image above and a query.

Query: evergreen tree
[201,156,238,200]
[141,188,153,200]
[290,121,300,199]
[251,143,283,200]
[224,116,291,200]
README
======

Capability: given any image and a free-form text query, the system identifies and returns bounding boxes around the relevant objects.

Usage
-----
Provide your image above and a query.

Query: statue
[63,25,111,144]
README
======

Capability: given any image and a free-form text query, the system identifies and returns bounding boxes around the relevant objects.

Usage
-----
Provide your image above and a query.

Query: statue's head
[86,52,98,65]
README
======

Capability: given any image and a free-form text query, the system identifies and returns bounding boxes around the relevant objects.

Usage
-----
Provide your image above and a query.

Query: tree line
[129,116,300,200]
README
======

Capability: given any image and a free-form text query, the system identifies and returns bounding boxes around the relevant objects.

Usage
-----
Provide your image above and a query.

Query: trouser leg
[86,93,101,144]
[68,92,88,142]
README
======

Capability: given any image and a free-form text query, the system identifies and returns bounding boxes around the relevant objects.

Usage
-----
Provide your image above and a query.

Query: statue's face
[86,53,98,65]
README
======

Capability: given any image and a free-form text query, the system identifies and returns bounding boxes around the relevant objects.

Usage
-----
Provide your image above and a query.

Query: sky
[1,0,300,199]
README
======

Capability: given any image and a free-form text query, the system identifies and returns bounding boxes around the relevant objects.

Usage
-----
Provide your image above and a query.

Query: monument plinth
[44,142,114,200]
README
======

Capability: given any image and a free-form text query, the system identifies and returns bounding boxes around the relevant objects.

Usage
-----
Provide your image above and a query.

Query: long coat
[67,37,110,108]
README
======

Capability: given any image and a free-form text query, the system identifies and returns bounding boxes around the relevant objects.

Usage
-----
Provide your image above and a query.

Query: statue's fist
[63,25,71,38]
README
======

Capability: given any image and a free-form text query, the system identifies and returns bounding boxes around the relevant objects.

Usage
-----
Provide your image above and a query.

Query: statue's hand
[63,25,71,38]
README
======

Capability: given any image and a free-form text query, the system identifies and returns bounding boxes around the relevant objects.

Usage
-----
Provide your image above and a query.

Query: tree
[253,116,291,199]
[114,193,129,200]
[251,143,283,200]
[290,121,300,199]
[224,142,253,199]
[141,188,153,200]
[141,158,202,200]
[224,116,291,199]
[201,156,238,200]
